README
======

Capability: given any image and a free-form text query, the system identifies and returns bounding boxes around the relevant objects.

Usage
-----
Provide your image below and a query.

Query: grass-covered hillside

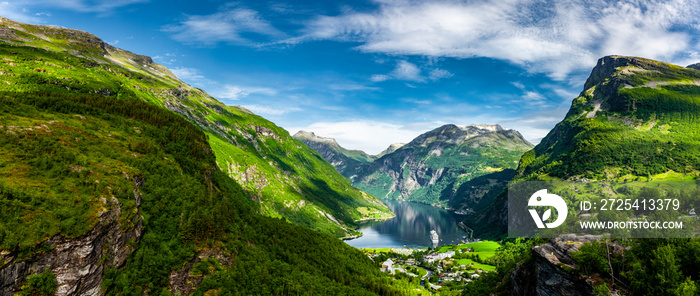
[463,56,700,295]
[0,88,417,295]
[519,55,700,181]
[0,16,393,238]
[467,55,700,239]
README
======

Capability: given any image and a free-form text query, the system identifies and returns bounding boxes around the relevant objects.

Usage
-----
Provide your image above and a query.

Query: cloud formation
[371,60,453,82]
[288,120,429,154]
[242,104,301,115]
[7,0,146,15]
[216,85,278,100]
[170,67,210,84]
[301,0,700,79]
[163,6,284,46]
[44,0,147,12]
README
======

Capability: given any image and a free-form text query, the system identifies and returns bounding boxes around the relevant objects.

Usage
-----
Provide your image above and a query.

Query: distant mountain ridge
[293,131,377,178]
[377,142,406,158]
[296,123,533,210]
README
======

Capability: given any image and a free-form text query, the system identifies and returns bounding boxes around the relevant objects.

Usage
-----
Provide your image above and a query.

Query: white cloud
[428,68,453,80]
[370,74,390,82]
[48,0,147,12]
[288,120,438,155]
[7,0,146,14]
[0,2,39,22]
[300,0,700,79]
[170,67,209,83]
[522,91,546,102]
[328,83,379,91]
[163,7,284,46]
[401,98,431,105]
[243,104,301,115]
[372,60,452,83]
[216,85,278,100]
[391,60,423,81]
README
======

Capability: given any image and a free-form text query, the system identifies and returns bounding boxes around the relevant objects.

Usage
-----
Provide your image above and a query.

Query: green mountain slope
[468,55,700,296]
[519,55,700,181]
[0,17,422,295]
[303,124,532,210]
[0,17,392,239]
[0,86,416,296]
[467,55,700,239]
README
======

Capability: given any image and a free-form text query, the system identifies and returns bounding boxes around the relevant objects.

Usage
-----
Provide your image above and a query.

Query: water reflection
[346,199,468,249]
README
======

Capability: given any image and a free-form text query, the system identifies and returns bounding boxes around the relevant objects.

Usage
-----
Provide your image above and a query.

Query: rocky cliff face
[0,191,143,296]
[511,235,599,296]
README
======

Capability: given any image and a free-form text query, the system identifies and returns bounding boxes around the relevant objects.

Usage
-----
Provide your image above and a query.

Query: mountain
[467,56,700,295]
[519,55,700,181]
[298,124,532,212]
[376,143,406,158]
[357,124,531,208]
[293,130,376,179]
[0,17,392,240]
[0,17,417,295]
[468,55,700,239]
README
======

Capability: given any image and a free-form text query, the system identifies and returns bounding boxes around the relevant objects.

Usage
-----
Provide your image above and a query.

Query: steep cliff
[511,235,599,296]
[1,196,143,295]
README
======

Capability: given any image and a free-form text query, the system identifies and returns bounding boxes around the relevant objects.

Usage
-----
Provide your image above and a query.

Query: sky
[3,0,700,154]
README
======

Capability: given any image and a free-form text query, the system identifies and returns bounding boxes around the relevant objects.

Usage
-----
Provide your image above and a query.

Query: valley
[1,6,700,296]
[295,124,532,213]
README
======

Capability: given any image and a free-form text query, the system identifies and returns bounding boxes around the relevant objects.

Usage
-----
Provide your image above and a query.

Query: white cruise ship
[430,230,439,245]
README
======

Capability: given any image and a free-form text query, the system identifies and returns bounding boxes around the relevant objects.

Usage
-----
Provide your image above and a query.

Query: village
[363,240,500,293]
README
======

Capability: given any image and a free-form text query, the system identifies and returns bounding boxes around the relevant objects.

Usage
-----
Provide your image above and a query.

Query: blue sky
[3,0,700,154]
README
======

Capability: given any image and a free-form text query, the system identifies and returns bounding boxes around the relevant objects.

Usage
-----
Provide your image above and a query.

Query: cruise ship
[429,230,439,245]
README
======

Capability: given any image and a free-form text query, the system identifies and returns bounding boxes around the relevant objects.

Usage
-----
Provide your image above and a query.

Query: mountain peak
[0,16,181,83]
[410,123,528,147]
[293,130,340,146]
[459,124,505,132]
[376,142,407,158]
[583,55,676,91]
[688,62,700,71]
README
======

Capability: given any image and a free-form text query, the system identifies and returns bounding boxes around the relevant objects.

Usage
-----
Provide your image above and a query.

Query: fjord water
[346,199,468,249]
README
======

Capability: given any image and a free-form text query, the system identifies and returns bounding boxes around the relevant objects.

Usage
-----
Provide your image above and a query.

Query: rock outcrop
[511,235,599,296]
[0,194,143,296]
[687,62,700,71]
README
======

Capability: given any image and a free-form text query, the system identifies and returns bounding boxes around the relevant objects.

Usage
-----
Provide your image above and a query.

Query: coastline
[342,214,396,241]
